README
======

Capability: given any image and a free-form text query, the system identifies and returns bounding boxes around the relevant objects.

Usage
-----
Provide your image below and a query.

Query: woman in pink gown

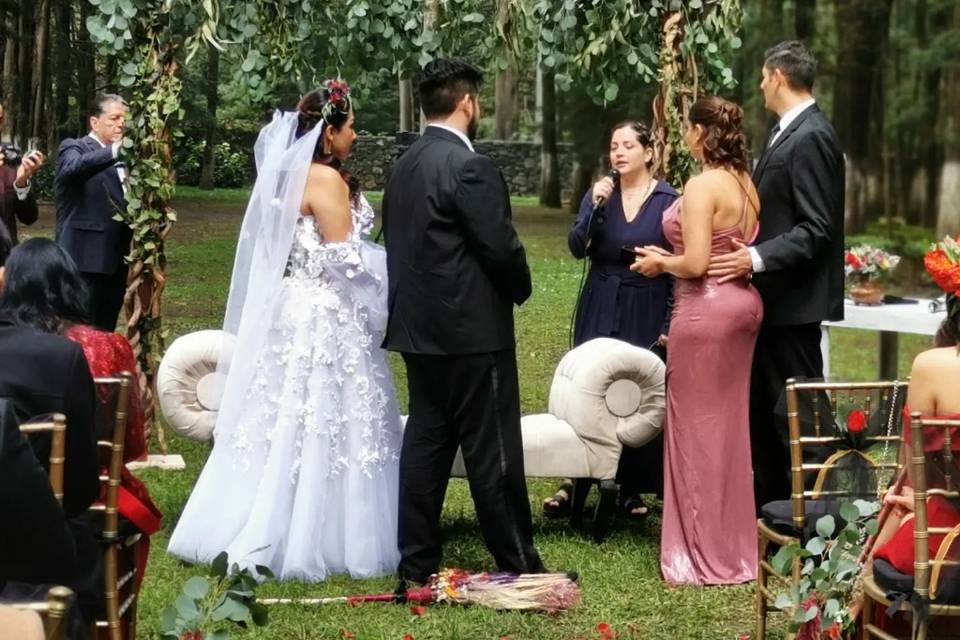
[632,96,762,585]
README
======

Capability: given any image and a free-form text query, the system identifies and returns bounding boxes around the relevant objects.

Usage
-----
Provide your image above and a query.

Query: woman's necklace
[621,178,657,221]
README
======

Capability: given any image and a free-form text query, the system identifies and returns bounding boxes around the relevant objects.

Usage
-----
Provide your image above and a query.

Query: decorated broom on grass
[260,569,582,612]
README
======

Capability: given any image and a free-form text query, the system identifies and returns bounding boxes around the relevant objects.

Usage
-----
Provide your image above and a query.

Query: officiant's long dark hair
[295,84,360,200]
[688,96,750,173]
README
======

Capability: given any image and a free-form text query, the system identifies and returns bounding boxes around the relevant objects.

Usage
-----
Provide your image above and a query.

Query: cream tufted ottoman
[158,332,665,539]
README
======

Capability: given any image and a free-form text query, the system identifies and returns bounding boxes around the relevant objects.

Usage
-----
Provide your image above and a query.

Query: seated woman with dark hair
[0,238,160,597]
[870,261,960,585]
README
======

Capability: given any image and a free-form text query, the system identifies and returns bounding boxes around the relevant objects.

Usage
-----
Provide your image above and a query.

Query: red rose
[409,605,425,616]
[847,409,867,433]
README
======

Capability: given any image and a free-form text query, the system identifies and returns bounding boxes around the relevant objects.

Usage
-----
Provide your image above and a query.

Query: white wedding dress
[168,194,403,581]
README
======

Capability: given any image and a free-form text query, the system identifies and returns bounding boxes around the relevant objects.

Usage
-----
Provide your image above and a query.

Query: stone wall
[348,134,575,198]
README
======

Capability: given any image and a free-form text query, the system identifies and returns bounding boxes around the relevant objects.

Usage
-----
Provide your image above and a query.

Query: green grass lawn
[125,189,933,640]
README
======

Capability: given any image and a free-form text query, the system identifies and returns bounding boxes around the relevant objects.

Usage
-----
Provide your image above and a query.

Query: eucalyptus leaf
[774,593,793,609]
[840,502,861,524]
[174,594,200,622]
[183,576,210,600]
[805,537,826,556]
[816,515,836,539]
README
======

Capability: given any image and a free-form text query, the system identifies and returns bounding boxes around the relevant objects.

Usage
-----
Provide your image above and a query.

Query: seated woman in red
[870,253,960,613]
[1,238,161,589]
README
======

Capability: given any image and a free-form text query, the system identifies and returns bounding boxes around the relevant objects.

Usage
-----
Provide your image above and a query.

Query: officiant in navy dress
[543,121,678,520]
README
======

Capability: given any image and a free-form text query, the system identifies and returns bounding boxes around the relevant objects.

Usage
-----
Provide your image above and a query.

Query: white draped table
[821,298,945,379]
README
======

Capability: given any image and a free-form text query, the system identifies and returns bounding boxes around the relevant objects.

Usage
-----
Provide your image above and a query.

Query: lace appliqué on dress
[229,195,400,481]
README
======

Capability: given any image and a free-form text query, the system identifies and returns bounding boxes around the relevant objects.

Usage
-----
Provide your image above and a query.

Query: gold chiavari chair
[756,379,906,640]
[18,413,68,505]
[862,414,960,639]
[6,585,74,640]
[89,373,137,640]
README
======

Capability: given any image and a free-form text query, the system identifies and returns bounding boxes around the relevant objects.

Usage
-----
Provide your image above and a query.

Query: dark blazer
[381,126,531,355]
[0,165,38,245]
[0,399,79,585]
[0,316,99,518]
[54,135,129,274]
[751,104,845,326]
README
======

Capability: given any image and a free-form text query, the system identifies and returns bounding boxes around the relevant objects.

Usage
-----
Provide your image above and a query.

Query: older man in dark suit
[382,58,543,584]
[55,94,129,331]
[0,102,44,245]
[708,41,845,510]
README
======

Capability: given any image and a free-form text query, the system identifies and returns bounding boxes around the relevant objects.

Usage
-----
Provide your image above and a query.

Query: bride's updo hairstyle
[688,96,750,173]
[295,78,359,199]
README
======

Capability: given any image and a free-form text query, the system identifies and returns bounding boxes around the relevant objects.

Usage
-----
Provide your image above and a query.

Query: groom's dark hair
[763,40,817,92]
[417,58,484,119]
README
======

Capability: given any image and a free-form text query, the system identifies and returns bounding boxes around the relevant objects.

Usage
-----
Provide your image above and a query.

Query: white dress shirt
[426,123,474,152]
[88,132,126,190]
[748,98,817,273]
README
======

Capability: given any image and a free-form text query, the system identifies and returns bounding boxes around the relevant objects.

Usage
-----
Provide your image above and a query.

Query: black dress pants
[81,267,127,332]
[749,322,825,511]
[398,349,543,582]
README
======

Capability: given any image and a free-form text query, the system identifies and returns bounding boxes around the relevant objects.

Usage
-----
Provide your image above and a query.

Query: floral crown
[320,79,351,125]
[924,235,960,319]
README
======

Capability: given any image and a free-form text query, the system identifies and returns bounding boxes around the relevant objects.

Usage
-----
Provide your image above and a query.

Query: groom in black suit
[55,94,130,331]
[382,58,543,583]
[709,41,845,509]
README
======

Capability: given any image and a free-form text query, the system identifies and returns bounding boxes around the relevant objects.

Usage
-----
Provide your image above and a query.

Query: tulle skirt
[168,273,402,581]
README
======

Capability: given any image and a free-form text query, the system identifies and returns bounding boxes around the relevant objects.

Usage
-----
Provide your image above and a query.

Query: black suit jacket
[752,104,845,326]
[0,399,79,585]
[0,165,38,245]
[381,127,532,354]
[54,135,129,274]
[0,316,99,518]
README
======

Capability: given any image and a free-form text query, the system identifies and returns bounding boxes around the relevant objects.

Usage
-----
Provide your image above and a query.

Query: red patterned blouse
[64,324,147,462]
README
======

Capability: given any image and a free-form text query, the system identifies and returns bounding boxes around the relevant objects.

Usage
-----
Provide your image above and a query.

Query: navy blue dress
[568,180,679,499]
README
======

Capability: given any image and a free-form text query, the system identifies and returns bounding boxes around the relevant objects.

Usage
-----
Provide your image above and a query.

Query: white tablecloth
[823,298,945,336]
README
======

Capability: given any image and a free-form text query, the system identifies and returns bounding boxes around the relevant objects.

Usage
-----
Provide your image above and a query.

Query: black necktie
[767,123,781,148]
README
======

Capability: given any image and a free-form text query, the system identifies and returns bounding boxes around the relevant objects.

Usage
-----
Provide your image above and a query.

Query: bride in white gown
[168,80,403,580]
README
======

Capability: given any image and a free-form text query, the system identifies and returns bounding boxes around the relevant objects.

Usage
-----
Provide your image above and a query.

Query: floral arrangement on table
[844,245,901,305]
[844,245,901,279]
[772,500,880,640]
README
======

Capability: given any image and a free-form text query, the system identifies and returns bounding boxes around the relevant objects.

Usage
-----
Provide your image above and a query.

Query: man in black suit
[708,41,845,509]
[55,94,130,331]
[382,58,543,583]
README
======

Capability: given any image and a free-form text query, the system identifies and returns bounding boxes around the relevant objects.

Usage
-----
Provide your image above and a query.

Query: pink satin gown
[659,196,762,585]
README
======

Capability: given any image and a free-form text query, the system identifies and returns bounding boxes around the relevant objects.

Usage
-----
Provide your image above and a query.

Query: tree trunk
[52,0,71,144]
[398,71,414,132]
[794,0,817,41]
[538,66,560,208]
[3,6,17,141]
[935,5,960,236]
[77,1,95,134]
[419,0,441,132]
[29,0,50,146]
[198,46,219,190]
[832,0,894,231]
[494,63,517,140]
[15,0,34,148]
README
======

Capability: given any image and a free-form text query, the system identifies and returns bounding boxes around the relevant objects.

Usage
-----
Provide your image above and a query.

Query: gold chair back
[90,373,134,640]
[757,379,906,640]
[18,413,67,505]
[7,585,74,640]
[910,414,960,640]
[785,379,906,532]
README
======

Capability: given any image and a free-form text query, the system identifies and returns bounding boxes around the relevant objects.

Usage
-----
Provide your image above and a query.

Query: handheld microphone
[585,168,620,246]
[592,168,621,213]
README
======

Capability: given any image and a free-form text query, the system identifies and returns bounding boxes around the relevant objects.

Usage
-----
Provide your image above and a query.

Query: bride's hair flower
[321,78,352,125]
